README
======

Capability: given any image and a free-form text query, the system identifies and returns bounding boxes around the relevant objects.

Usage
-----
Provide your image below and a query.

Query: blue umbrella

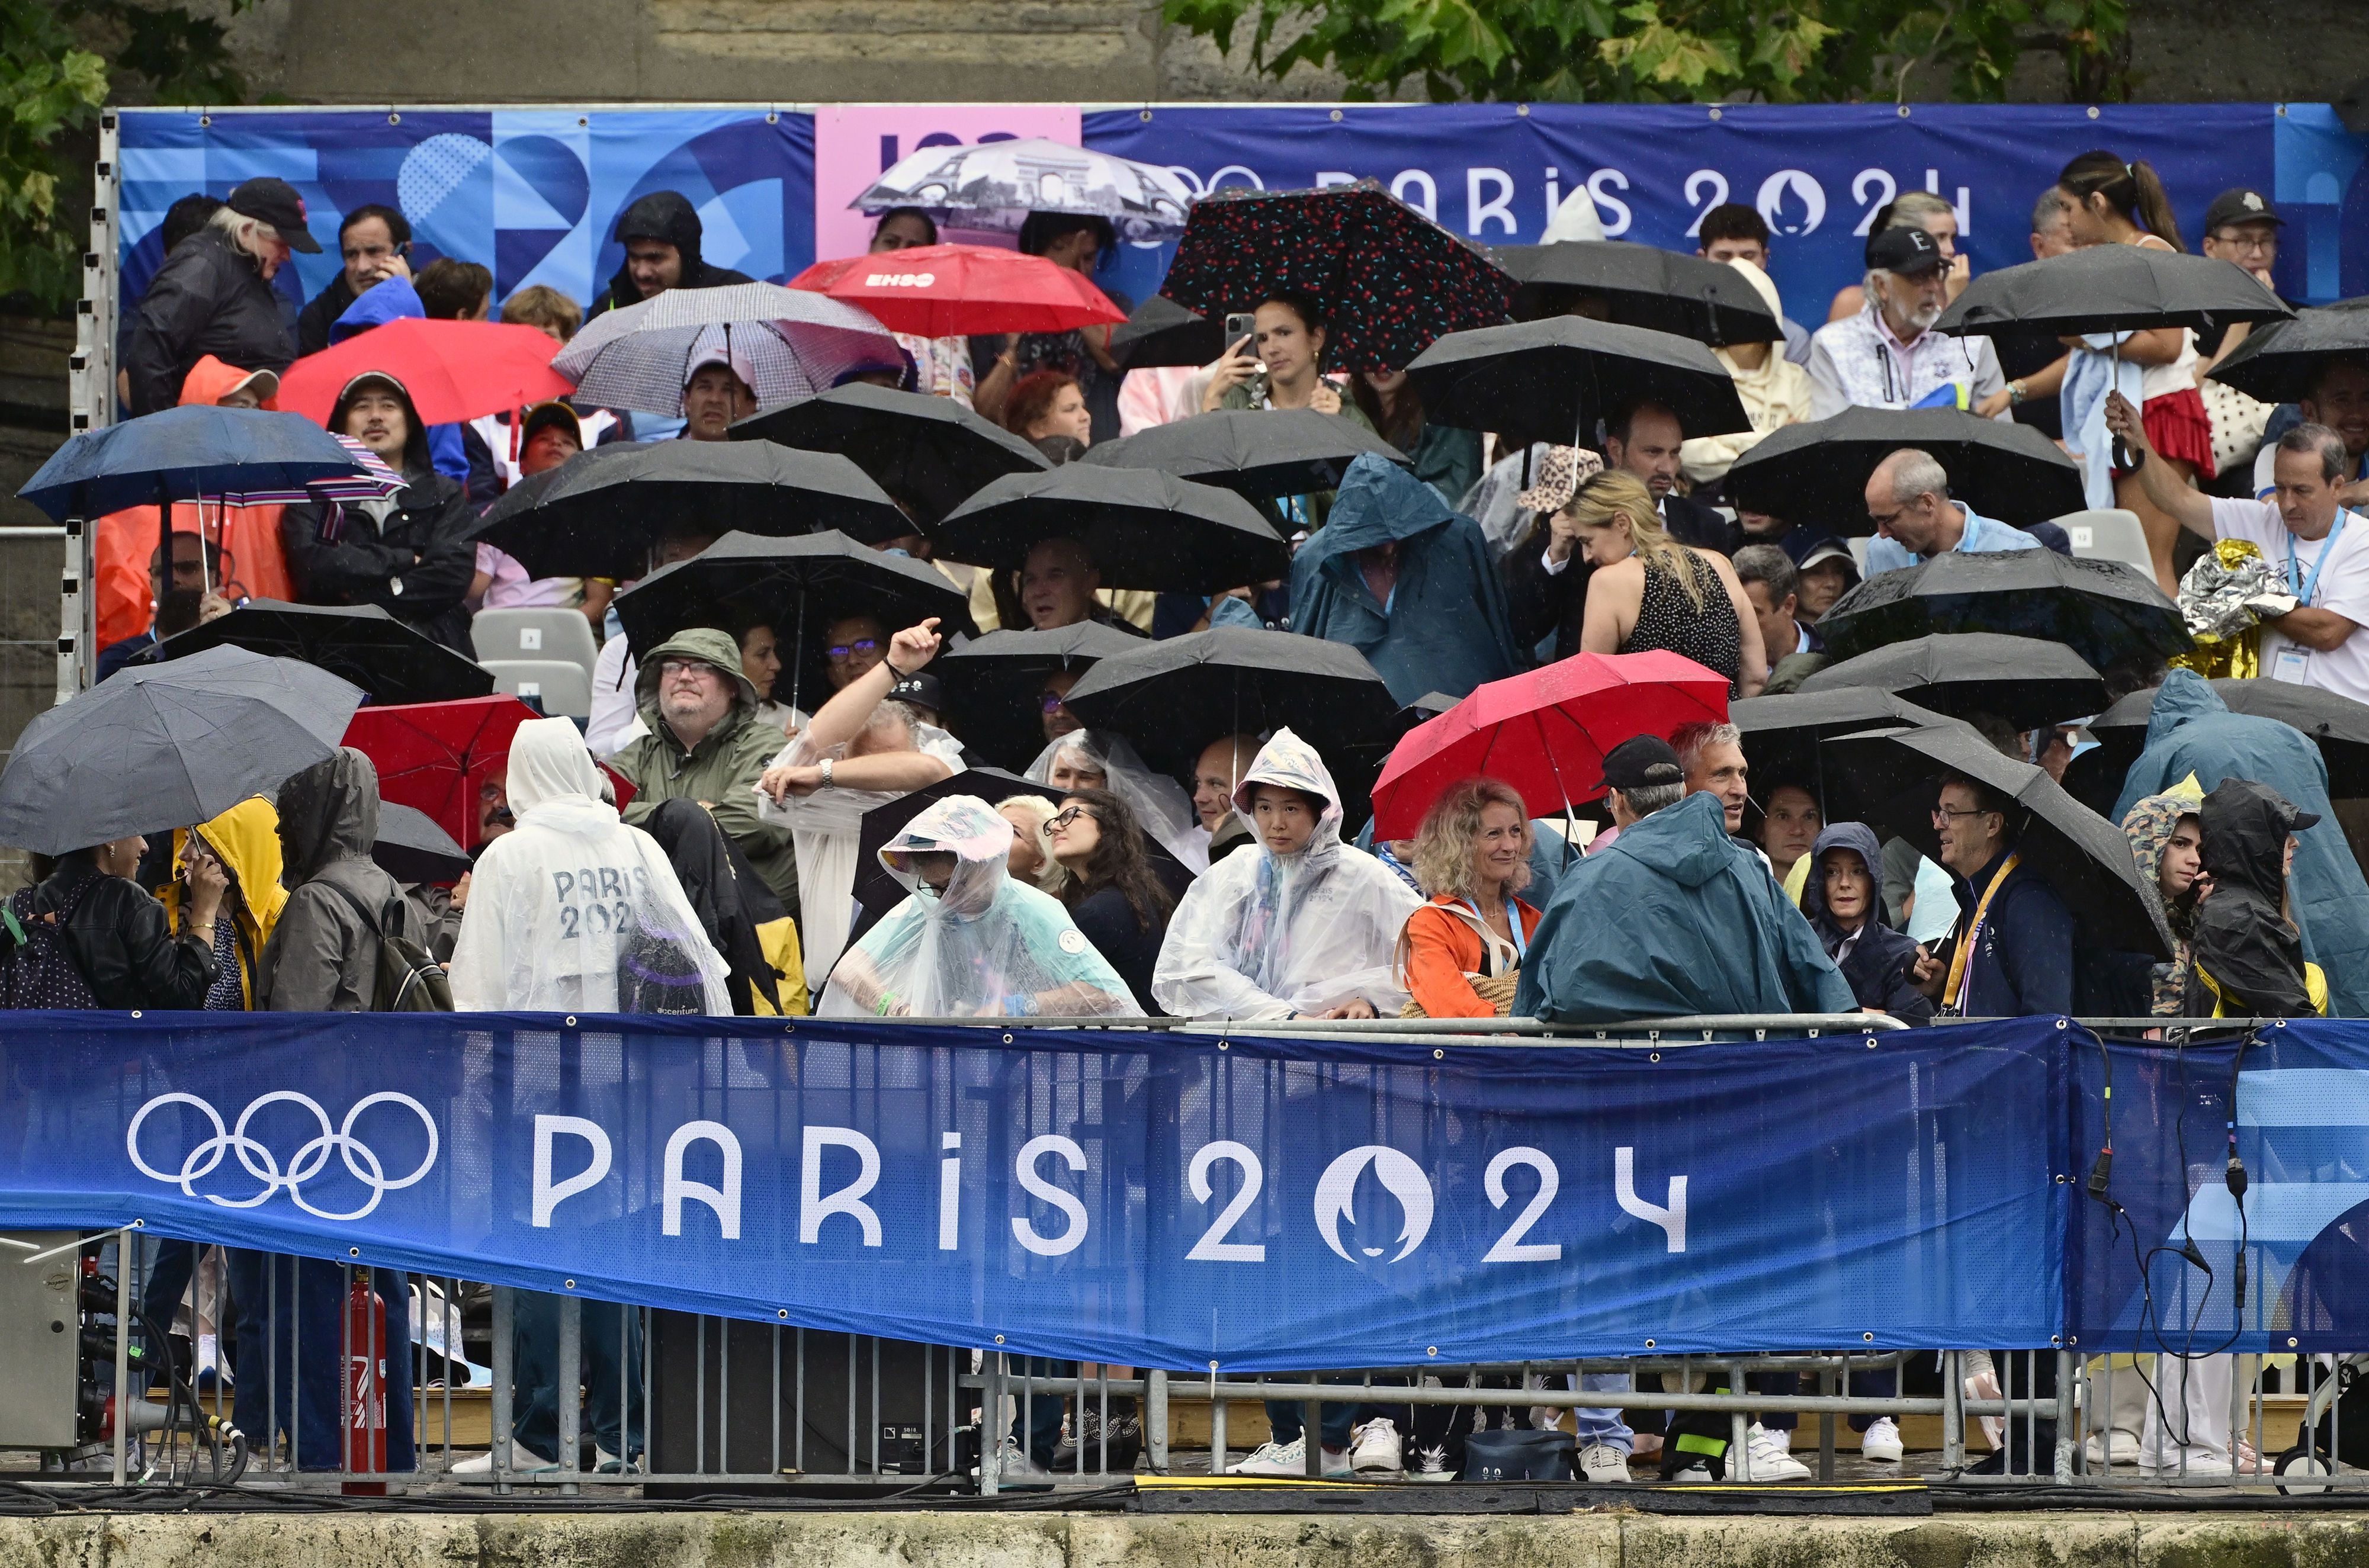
[17,404,374,584]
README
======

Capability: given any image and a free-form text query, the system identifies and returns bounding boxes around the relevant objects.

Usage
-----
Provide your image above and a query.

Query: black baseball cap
[888,671,943,715]
[2203,187,2284,234]
[1600,734,1683,793]
[224,176,322,252]
[1864,226,1944,277]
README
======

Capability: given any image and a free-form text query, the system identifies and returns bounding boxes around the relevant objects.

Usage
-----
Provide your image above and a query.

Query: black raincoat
[589,191,755,318]
[2184,779,2319,1020]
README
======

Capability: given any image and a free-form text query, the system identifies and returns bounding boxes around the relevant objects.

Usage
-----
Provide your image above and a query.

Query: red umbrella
[277,319,573,426]
[344,695,540,852]
[1369,651,1731,840]
[788,243,1126,338]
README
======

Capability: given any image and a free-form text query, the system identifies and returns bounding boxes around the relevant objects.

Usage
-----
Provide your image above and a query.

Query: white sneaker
[983,1436,1052,1483]
[594,1447,638,1475]
[1667,1461,1714,1482]
[1578,1442,1632,1483]
[1743,1423,1812,1481]
[2085,1429,2139,1468]
[1408,1444,1456,1482]
[1228,1436,1351,1477]
[450,1443,556,1474]
[1350,1417,1403,1474]
[2139,1453,2234,1479]
[1859,1416,1904,1464]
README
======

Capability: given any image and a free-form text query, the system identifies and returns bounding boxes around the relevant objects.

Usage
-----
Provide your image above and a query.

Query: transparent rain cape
[1025,728,1209,875]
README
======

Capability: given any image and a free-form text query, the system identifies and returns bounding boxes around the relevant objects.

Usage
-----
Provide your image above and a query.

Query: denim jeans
[1006,1357,1074,1467]
[510,1291,643,1462]
[220,1251,414,1471]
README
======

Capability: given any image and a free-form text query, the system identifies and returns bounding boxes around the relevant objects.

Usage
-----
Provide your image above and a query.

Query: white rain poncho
[1024,729,1208,875]
[818,795,1143,1019]
[448,717,731,1014]
[1151,727,1423,1019]
[755,719,967,985]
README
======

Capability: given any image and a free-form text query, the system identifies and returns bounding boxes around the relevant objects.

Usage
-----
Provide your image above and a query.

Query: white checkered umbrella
[553,283,901,416]
[852,138,1195,242]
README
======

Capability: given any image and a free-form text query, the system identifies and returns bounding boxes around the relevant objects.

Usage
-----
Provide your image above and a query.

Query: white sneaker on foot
[1350,1417,1403,1474]
[984,1436,1052,1483]
[2085,1428,2139,1468]
[451,1444,556,1474]
[1578,1442,1632,1483]
[1667,1461,1714,1482]
[1859,1416,1904,1464]
[1408,1444,1456,1482]
[1743,1423,1812,1481]
[1230,1437,1347,1477]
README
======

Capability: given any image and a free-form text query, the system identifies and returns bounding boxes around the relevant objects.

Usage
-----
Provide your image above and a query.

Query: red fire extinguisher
[342,1274,387,1494]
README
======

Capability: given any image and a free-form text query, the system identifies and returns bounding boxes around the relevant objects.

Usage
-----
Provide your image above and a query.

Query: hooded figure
[1025,729,1206,875]
[591,191,756,319]
[94,355,299,660]
[1799,822,1934,1025]
[611,627,804,924]
[2113,670,2369,1016]
[640,797,808,1017]
[1152,728,1423,1018]
[278,368,477,653]
[2184,780,2329,1020]
[820,795,1141,1018]
[449,718,731,1014]
[159,795,288,1010]
[1289,455,1524,705]
[327,277,473,486]
[259,747,418,1011]
[1516,791,1854,1024]
[2119,779,2206,1017]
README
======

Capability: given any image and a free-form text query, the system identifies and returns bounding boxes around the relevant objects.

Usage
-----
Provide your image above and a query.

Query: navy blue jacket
[1946,849,2074,1017]
[1801,823,1935,1025]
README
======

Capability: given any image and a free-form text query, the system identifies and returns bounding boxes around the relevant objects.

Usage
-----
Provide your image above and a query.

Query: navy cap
[1865,225,1944,277]
[1600,734,1684,793]
[225,177,322,252]
[2203,187,2284,233]
[887,671,943,715]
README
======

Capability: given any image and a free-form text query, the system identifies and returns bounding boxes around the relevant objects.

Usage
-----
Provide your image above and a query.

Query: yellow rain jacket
[157,796,287,1009]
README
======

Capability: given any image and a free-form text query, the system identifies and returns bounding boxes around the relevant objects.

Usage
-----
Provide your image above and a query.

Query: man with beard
[1807,227,2006,419]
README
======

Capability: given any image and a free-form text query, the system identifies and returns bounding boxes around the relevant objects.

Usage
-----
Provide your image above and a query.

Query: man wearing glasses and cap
[1805,227,2007,420]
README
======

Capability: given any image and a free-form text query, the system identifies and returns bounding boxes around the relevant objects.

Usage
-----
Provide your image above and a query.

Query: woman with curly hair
[1047,785,1174,1013]
[1396,777,1541,1018]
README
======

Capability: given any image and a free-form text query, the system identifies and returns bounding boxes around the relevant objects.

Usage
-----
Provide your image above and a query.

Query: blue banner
[2070,1018,2369,1355]
[1,1013,2066,1368]
[118,102,2369,342]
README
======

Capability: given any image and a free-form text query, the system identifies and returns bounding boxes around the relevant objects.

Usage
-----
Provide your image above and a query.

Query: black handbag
[1460,1426,1574,1481]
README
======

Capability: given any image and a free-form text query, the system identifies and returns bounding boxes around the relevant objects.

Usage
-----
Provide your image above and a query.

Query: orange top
[1401,893,1543,1018]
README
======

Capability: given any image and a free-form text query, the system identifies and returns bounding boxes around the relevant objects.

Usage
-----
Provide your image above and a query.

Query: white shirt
[2209,496,2369,703]
[1805,301,2006,420]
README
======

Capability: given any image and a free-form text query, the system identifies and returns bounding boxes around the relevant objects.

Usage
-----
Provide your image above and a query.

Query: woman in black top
[1046,787,1174,1016]
[21,834,222,1008]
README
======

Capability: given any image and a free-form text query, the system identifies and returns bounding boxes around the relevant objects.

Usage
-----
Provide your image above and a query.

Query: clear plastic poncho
[755,718,968,986]
[448,717,732,1014]
[1024,729,1209,875]
[1151,727,1423,1020]
[818,795,1144,1019]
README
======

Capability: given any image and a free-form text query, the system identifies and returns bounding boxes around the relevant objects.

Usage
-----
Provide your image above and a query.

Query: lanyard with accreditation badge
[2275,509,2356,685]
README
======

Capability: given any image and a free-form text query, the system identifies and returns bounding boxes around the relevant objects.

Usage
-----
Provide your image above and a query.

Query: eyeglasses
[1867,506,1905,531]
[1038,692,1070,714]
[1048,806,1089,831]
[1931,805,1995,825]
[826,638,881,661]
[2211,230,2277,253]
[657,658,714,679]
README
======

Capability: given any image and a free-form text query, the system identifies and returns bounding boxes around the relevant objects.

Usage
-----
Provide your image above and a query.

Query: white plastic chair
[483,659,593,719]
[470,608,600,682]
[2052,509,2155,579]
[1847,536,1872,574]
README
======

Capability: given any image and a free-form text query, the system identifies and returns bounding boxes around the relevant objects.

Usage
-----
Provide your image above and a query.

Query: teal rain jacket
[1515,791,1856,1024]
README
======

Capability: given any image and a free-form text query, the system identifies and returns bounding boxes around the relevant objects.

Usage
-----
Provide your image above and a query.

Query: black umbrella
[1818,547,2190,673]
[0,645,363,854]
[1797,633,2106,731]
[1730,688,1960,797]
[730,384,1048,528]
[2064,677,2369,814]
[1109,294,1225,369]
[1493,241,1783,344]
[610,531,971,715]
[1404,317,1752,452]
[1821,722,2169,959]
[935,467,1290,593]
[471,438,909,579]
[1078,410,1410,503]
[133,599,493,706]
[937,624,1150,772]
[1060,626,1402,782]
[2204,299,2369,404]
[1935,245,2293,339]
[373,801,472,884]
[1724,406,2086,531]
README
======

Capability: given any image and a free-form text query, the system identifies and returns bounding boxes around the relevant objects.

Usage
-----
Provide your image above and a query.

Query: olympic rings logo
[126,1092,439,1222]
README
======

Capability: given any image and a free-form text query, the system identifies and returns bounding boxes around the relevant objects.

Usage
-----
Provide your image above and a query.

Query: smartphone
[1223,311,1257,351]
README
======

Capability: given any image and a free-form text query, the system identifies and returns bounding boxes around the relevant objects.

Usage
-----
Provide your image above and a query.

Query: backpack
[322,881,452,1013]
[0,883,101,1009]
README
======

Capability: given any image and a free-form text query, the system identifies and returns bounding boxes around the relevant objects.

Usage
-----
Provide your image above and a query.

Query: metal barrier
[4,1015,2355,1499]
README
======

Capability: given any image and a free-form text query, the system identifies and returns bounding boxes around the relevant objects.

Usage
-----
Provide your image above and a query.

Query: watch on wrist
[820,757,836,791]
[2007,380,2027,406]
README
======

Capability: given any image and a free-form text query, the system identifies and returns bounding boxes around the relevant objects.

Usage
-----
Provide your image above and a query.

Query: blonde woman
[996,795,1067,894]
[1569,471,1766,697]
[1397,778,1541,1018]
